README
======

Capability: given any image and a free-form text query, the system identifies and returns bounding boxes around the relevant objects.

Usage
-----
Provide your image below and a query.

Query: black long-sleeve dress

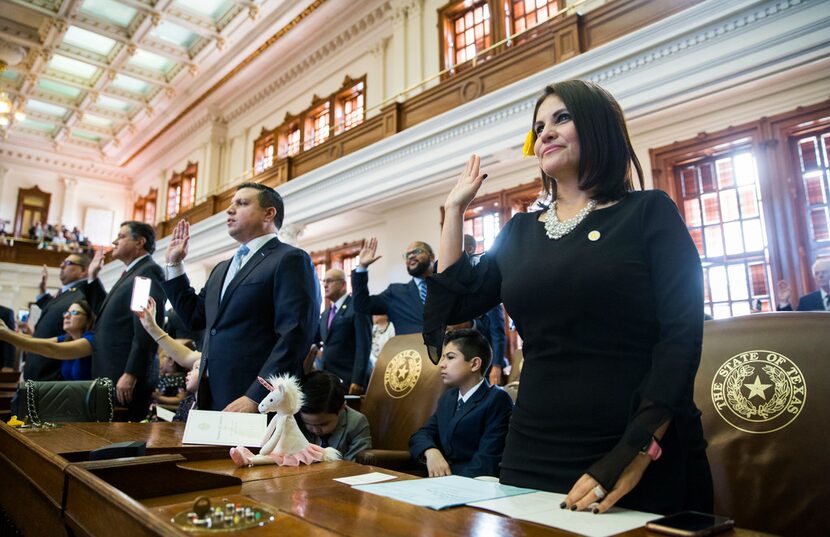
[425,190,712,514]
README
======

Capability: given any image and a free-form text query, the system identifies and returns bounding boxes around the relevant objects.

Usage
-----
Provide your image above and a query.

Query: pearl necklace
[544,199,597,240]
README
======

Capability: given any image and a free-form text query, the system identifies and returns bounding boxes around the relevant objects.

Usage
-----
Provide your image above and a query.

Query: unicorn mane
[264,373,305,414]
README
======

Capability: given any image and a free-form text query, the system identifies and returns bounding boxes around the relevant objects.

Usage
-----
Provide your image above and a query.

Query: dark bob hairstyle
[531,80,644,204]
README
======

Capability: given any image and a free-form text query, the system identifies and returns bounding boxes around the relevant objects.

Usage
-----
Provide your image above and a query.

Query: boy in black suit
[409,329,513,478]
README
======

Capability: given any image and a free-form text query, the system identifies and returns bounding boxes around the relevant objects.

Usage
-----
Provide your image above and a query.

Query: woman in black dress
[425,80,712,515]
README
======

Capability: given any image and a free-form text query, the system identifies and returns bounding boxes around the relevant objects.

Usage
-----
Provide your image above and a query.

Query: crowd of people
[1,80,828,517]
[0,218,94,254]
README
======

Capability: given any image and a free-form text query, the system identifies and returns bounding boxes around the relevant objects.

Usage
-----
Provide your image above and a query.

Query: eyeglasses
[322,279,345,284]
[403,248,426,259]
[60,260,84,268]
[63,310,87,317]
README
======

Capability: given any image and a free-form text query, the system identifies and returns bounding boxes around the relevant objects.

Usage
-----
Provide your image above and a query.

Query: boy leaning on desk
[409,328,514,477]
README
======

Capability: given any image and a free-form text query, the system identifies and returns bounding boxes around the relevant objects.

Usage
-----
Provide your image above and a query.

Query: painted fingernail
[559,502,566,509]
[570,505,577,511]
[592,507,599,514]
[482,174,489,180]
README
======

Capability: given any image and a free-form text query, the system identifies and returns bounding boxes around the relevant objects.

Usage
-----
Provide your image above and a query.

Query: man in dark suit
[351,238,433,335]
[94,221,166,421]
[0,305,15,371]
[409,329,513,478]
[317,268,372,394]
[23,252,107,381]
[777,258,830,311]
[163,182,320,412]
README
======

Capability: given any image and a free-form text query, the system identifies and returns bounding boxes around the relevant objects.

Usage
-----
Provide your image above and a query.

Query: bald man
[318,268,372,394]
[777,258,830,311]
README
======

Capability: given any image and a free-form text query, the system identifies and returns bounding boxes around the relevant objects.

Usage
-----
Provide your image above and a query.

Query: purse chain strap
[25,379,54,428]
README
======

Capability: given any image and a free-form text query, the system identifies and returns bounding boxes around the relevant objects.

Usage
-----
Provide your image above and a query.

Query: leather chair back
[696,313,829,537]
[361,334,447,451]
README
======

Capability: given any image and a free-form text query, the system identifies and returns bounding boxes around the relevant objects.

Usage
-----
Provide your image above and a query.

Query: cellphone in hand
[130,276,152,312]
[645,511,734,537]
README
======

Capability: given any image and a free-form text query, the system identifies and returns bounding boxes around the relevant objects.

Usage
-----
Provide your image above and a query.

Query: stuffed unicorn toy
[229,374,341,467]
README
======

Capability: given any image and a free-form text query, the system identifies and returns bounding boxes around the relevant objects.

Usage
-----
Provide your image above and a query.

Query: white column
[405,0,424,95]
[0,165,7,213]
[386,1,409,100]
[60,176,78,227]
[368,37,388,109]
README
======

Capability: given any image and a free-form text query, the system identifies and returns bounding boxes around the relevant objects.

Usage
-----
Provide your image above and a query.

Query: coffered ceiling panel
[0,0,294,163]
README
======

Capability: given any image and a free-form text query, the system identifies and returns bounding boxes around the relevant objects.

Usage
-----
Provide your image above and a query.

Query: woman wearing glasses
[426,80,711,515]
[0,300,96,380]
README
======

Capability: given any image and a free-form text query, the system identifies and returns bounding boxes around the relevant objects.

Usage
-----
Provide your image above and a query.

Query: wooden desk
[1,421,776,537]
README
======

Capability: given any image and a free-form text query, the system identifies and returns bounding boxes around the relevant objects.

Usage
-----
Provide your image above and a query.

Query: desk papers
[334,472,398,485]
[353,475,533,509]
[182,410,267,447]
[155,405,175,422]
[469,491,662,537]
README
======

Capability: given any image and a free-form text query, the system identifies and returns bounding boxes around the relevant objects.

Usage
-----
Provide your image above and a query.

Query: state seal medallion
[711,350,806,434]
[384,349,422,399]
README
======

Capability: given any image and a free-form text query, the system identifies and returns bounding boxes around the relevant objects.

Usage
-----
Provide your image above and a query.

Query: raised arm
[0,319,91,359]
[136,297,201,370]
[439,155,487,271]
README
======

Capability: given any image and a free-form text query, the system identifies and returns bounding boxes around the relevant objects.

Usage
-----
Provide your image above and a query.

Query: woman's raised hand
[137,296,160,332]
[445,155,488,212]
[166,219,190,265]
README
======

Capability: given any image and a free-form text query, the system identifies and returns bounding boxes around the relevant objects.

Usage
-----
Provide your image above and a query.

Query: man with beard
[351,238,434,335]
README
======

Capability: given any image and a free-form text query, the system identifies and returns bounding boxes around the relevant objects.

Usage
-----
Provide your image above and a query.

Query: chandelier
[0,39,27,138]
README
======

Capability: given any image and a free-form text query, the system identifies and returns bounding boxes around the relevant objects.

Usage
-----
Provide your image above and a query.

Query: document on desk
[353,475,534,510]
[182,410,267,447]
[334,472,398,485]
[469,491,661,537]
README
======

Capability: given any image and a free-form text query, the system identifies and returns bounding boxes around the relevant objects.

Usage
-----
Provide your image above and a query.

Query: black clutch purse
[18,378,114,426]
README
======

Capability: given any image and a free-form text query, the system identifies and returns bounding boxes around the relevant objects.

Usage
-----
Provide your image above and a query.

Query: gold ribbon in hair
[522,129,535,157]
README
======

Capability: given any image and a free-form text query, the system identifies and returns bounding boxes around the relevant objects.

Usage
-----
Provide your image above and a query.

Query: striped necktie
[418,280,427,304]
[221,245,250,299]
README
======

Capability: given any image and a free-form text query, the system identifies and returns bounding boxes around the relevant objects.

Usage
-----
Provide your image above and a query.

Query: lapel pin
[588,230,601,241]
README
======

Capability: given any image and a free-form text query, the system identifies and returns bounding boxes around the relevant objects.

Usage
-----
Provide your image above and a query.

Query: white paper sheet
[182,409,267,447]
[353,475,534,510]
[334,472,398,485]
[469,491,662,537]
[155,405,175,422]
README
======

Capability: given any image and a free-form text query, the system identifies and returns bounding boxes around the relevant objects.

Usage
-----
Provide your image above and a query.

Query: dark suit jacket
[778,290,827,312]
[317,295,372,387]
[1,306,15,369]
[25,279,107,381]
[409,381,513,477]
[93,256,165,420]
[163,238,321,410]
[475,304,508,369]
[350,270,424,335]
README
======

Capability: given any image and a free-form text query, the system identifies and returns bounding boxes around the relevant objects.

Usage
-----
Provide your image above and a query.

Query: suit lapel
[324,296,351,344]
[447,381,490,441]
[216,238,279,317]
[99,256,149,313]
[407,280,421,309]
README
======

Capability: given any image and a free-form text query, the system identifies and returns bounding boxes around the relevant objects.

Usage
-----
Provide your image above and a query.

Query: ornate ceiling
[0,0,297,164]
